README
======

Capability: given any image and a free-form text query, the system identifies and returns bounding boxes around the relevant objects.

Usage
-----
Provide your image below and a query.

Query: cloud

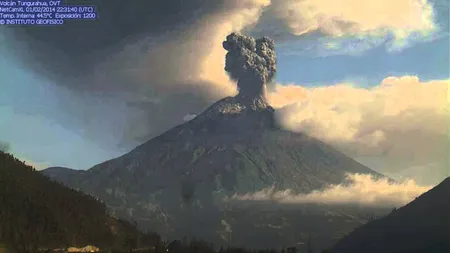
[110,0,270,143]
[269,76,449,184]
[301,35,389,57]
[2,0,446,176]
[230,173,432,208]
[2,0,270,148]
[3,0,225,82]
[250,0,439,54]
[273,0,436,37]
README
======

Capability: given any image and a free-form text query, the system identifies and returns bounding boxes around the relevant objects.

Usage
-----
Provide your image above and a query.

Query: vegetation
[0,151,331,253]
[0,151,152,252]
[5,150,442,253]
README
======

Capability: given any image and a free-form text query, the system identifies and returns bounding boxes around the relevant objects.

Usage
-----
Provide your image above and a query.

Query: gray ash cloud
[5,0,223,86]
[1,0,275,151]
[1,0,226,149]
[223,32,277,98]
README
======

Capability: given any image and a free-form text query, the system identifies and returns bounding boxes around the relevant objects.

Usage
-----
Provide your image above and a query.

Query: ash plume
[223,33,277,98]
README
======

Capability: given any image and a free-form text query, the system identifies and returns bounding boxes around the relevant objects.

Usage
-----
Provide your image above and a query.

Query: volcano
[43,33,386,249]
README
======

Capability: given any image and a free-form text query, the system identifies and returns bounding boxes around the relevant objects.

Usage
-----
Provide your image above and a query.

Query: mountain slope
[42,33,389,249]
[331,177,450,253]
[42,94,385,244]
[43,94,383,194]
[0,151,143,252]
[43,166,86,186]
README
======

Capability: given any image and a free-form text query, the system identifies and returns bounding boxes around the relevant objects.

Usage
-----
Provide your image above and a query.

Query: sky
[0,0,448,185]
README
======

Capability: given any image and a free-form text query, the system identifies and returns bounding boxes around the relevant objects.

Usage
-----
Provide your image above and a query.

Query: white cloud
[252,0,439,54]
[230,173,432,207]
[271,0,436,36]
[268,76,449,184]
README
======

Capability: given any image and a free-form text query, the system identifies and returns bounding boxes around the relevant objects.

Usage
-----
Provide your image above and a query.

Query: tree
[0,151,141,251]
[0,142,9,152]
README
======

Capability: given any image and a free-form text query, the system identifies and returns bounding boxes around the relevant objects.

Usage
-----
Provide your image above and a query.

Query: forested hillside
[0,151,146,252]
[331,177,450,253]
[0,151,328,253]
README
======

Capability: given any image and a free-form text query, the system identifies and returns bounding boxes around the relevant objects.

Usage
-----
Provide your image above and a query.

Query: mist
[229,173,432,208]
[268,76,449,185]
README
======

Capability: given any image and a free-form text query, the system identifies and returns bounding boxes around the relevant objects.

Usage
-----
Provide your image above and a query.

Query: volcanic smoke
[223,33,277,100]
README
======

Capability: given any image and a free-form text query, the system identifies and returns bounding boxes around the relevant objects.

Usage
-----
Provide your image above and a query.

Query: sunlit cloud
[268,76,449,184]
[254,0,439,55]
[230,173,432,207]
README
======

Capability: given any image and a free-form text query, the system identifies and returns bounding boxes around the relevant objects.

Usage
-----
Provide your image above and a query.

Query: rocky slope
[42,92,386,248]
[43,166,86,186]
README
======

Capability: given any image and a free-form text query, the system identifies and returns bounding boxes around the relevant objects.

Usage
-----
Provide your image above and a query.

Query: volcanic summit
[43,33,386,249]
[198,33,277,132]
